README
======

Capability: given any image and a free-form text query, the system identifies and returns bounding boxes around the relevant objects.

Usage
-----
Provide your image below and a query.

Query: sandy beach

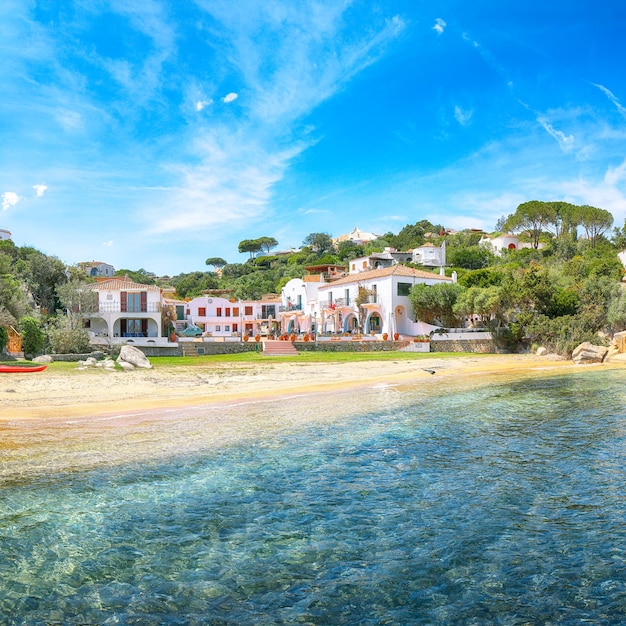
[0,353,598,422]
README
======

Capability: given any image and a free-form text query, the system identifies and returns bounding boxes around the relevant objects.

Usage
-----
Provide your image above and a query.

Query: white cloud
[454,105,473,126]
[537,117,574,151]
[33,184,48,197]
[298,208,330,215]
[195,99,213,112]
[102,240,115,247]
[593,83,626,120]
[433,18,446,35]
[1,191,21,211]
[222,92,238,104]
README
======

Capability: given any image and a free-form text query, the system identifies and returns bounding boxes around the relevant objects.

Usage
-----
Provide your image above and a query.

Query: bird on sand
[422,368,436,375]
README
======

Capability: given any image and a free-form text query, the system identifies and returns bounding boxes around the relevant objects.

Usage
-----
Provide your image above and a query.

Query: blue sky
[2,0,626,276]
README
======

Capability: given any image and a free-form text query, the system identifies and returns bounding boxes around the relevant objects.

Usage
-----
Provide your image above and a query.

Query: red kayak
[0,364,47,373]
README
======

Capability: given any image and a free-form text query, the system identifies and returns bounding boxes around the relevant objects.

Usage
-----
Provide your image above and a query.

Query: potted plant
[382,332,388,340]
[394,332,399,341]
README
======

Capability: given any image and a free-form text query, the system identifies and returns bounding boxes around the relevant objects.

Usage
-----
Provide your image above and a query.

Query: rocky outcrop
[572,342,608,364]
[117,345,152,369]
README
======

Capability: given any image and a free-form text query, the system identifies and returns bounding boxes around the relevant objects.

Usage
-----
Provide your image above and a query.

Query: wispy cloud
[33,184,47,197]
[1,192,21,211]
[145,3,406,234]
[537,116,574,151]
[433,18,446,35]
[102,240,115,247]
[195,99,213,112]
[593,83,626,120]
[454,105,473,126]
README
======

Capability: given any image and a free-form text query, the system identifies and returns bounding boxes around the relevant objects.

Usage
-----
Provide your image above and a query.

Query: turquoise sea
[2,368,626,624]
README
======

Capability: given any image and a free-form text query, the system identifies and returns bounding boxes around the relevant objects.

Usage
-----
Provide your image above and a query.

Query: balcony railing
[92,302,161,313]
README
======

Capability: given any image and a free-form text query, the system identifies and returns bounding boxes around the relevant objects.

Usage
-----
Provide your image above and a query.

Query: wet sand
[0,353,594,422]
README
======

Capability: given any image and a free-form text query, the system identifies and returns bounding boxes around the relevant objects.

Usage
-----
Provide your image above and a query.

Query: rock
[605,352,626,364]
[117,345,152,369]
[536,347,548,356]
[612,331,626,353]
[572,342,608,364]
[116,360,135,371]
[33,355,53,363]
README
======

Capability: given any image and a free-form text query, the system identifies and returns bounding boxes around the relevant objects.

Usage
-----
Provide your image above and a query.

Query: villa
[84,277,169,346]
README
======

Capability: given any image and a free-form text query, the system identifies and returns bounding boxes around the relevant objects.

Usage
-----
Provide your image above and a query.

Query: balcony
[92,302,161,313]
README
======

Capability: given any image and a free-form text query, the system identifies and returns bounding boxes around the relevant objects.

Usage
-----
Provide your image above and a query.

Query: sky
[1,0,626,276]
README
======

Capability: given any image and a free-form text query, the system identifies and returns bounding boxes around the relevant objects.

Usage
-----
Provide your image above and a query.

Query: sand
[0,353,599,422]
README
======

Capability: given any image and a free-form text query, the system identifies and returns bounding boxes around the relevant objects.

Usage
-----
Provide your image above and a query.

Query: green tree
[302,232,334,255]
[447,246,494,270]
[574,205,613,248]
[114,268,157,284]
[47,315,91,354]
[19,316,45,357]
[171,272,219,298]
[257,237,279,254]
[409,282,465,327]
[15,249,68,313]
[205,257,227,270]
[503,200,554,249]
[238,239,263,258]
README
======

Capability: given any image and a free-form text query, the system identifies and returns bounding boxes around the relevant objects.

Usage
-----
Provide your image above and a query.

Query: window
[233,323,238,332]
[245,306,253,315]
[215,325,221,332]
[225,325,230,332]
[362,261,367,268]
[123,292,147,312]
[233,307,239,316]
[198,307,206,317]
[225,307,231,317]
[216,307,222,317]
[397,282,411,296]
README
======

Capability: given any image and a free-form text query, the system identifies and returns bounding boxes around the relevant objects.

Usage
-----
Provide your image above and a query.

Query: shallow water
[2,370,626,624]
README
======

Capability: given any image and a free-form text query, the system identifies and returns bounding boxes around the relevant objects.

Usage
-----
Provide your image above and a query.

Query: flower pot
[290,333,296,342]
[255,334,261,342]
[394,333,399,341]
[382,333,388,341]
[243,335,249,342]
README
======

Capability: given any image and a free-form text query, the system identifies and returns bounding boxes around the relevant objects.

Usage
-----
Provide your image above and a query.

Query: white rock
[33,355,53,363]
[116,360,135,371]
[117,345,152,369]
[572,342,608,364]
[536,347,548,356]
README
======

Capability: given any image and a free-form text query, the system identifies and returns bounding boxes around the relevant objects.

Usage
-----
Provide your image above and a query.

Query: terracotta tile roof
[320,264,452,287]
[86,279,161,291]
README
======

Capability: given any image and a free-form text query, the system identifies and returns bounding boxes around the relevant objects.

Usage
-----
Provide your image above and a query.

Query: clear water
[2,370,626,624]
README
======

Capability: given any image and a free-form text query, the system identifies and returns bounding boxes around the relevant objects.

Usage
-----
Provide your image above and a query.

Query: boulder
[612,331,626,354]
[116,360,135,371]
[117,345,152,369]
[571,342,608,364]
[536,347,548,356]
[33,355,53,363]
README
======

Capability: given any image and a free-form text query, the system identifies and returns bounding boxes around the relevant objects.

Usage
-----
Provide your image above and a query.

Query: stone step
[262,340,299,356]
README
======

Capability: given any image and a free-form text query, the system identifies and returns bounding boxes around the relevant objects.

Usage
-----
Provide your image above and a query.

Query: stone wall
[181,342,261,356]
[295,340,409,353]
[429,339,496,353]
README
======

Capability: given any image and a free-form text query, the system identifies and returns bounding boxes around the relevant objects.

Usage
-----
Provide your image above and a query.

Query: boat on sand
[0,364,47,373]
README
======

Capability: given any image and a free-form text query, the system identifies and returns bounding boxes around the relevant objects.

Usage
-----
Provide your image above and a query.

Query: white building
[333,226,382,246]
[348,249,413,275]
[0,229,11,241]
[412,241,446,268]
[85,278,167,345]
[479,234,547,256]
[78,261,115,278]
[315,265,454,337]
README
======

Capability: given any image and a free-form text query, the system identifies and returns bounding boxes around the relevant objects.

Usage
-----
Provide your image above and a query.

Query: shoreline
[0,353,611,422]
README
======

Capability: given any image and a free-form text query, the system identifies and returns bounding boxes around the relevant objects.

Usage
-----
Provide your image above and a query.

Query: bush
[47,315,91,354]
[19,316,45,357]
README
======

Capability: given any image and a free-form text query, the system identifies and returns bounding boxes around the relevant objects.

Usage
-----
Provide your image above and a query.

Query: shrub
[47,315,91,354]
[19,316,45,357]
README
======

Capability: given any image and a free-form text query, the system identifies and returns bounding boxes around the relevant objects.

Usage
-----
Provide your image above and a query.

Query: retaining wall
[429,339,496,353]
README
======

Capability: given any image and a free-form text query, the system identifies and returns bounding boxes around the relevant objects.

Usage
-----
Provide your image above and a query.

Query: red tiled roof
[323,265,452,287]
